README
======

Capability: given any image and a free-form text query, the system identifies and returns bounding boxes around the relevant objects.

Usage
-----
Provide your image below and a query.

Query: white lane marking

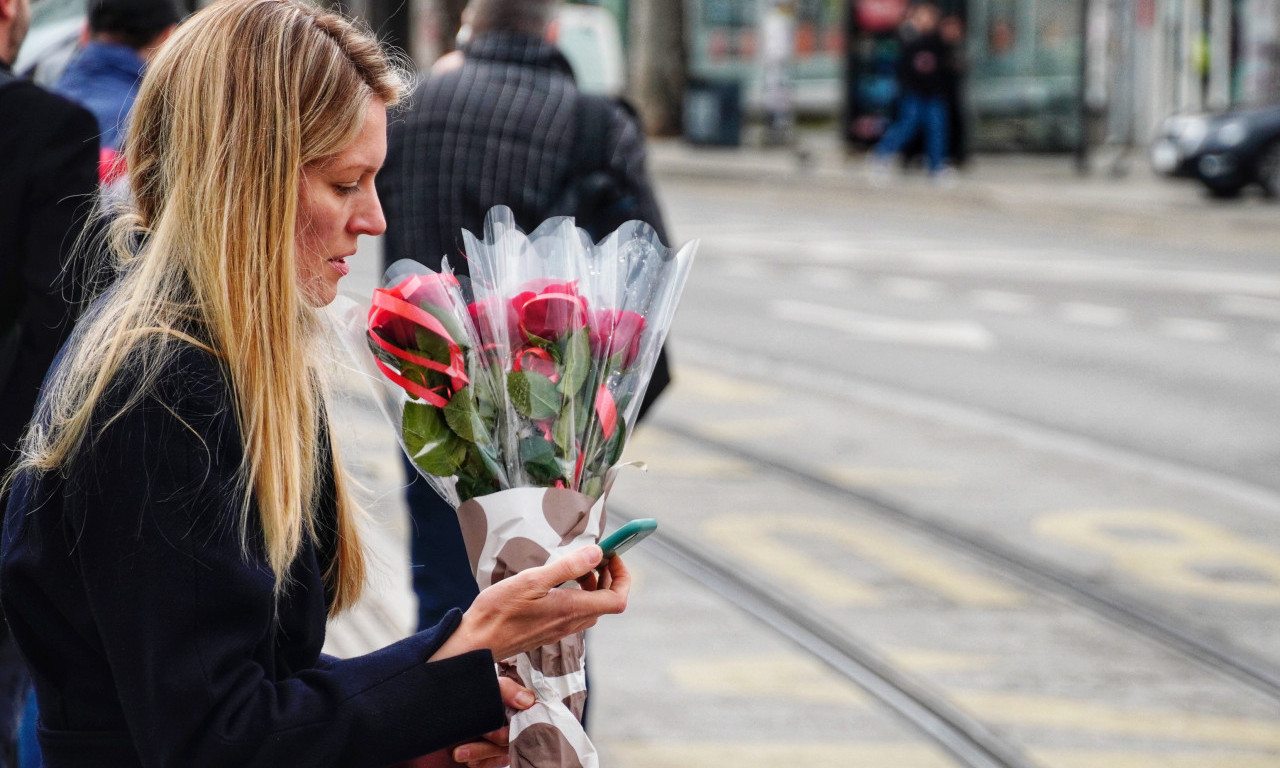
[676,339,1280,516]
[722,261,768,280]
[1157,317,1229,342]
[701,242,1280,296]
[880,276,944,301]
[1219,294,1280,323]
[771,299,996,350]
[802,266,854,289]
[970,289,1037,314]
[1058,302,1130,327]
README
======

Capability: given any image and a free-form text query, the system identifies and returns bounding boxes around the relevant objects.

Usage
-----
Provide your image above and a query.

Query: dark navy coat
[1,344,505,767]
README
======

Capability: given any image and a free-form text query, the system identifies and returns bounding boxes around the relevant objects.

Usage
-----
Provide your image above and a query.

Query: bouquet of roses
[364,206,695,768]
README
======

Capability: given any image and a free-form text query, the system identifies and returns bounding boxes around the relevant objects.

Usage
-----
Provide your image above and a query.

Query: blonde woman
[0,1,629,766]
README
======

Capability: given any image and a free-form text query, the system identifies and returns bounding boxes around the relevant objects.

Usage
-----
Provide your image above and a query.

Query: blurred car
[1151,104,1280,197]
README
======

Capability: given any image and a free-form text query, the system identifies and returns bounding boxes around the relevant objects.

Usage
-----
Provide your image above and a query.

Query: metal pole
[1076,0,1091,174]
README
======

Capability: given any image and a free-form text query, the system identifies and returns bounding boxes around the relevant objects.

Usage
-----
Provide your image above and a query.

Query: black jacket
[0,64,100,485]
[380,31,669,273]
[1,344,505,767]
[896,31,951,97]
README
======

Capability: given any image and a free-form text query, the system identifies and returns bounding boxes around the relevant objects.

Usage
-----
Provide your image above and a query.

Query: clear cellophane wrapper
[340,207,695,767]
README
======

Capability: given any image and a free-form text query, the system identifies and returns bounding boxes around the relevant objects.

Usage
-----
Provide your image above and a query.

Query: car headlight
[1167,115,1210,154]
[1215,119,1247,147]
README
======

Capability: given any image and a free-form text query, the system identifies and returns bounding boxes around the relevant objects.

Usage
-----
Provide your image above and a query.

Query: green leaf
[414,327,453,366]
[444,387,487,444]
[507,370,560,420]
[580,475,604,501]
[553,401,578,456]
[604,413,628,465]
[520,436,564,484]
[418,301,470,352]
[403,401,467,476]
[455,447,503,501]
[557,329,591,397]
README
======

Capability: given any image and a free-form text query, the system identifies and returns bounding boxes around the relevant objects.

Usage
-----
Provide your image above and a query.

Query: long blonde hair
[14,0,407,614]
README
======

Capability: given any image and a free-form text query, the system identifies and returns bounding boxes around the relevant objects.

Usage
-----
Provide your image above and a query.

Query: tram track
[643,417,1280,709]
[610,501,1037,768]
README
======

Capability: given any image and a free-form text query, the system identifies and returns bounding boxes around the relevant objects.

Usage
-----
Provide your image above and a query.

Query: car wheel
[1203,179,1244,198]
[1257,140,1280,197]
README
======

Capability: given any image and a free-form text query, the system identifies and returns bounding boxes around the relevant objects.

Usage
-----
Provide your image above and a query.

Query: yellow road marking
[703,514,1025,607]
[1029,750,1280,768]
[667,655,870,706]
[621,429,752,478]
[884,648,997,673]
[673,366,778,404]
[956,691,1280,750]
[1036,509,1280,603]
[696,417,796,440]
[607,742,961,768]
[824,466,959,488]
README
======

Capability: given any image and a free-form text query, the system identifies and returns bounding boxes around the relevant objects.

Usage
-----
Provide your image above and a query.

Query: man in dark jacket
[56,0,179,152]
[54,0,179,184]
[380,0,671,632]
[867,1,953,182]
[0,0,101,760]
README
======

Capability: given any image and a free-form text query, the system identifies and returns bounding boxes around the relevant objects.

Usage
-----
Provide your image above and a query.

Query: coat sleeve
[0,96,99,470]
[63,351,504,768]
[604,102,671,246]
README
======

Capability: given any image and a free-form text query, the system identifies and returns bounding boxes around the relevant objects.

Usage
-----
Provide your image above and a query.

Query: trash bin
[684,79,742,147]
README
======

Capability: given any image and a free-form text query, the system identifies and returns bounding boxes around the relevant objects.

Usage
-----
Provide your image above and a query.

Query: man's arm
[604,101,670,245]
[0,94,99,468]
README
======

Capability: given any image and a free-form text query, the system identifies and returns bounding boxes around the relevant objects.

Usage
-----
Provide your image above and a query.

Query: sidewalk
[646,128,1279,222]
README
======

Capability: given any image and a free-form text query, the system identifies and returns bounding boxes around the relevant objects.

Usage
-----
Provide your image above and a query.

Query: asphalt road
[586,162,1280,767]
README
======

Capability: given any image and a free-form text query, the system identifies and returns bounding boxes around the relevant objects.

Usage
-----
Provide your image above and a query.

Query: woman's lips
[329,257,350,277]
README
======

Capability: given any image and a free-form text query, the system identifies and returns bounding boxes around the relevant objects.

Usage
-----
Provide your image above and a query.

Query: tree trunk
[628,0,687,136]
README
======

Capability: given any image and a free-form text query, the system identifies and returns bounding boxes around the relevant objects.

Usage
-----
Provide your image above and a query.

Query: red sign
[855,0,908,33]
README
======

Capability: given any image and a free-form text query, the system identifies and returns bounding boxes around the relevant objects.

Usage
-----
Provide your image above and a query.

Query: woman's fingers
[497,676,536,711]
[453,740,509,765]
[515,545,602,595]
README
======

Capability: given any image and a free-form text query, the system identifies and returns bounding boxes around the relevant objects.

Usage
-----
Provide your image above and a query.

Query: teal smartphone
[599,518,658,558]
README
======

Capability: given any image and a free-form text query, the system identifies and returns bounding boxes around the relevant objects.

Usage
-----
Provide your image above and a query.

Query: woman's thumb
[536,545,603,589]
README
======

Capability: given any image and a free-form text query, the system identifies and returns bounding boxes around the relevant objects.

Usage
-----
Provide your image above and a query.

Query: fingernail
[515,690,536,708]
[453,747,470,761]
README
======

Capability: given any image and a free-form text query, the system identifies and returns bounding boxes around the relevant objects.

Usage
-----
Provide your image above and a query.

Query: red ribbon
[368,284,470,407]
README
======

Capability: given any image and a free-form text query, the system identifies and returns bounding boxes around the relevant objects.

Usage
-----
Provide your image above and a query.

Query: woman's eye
[335,183,359,196]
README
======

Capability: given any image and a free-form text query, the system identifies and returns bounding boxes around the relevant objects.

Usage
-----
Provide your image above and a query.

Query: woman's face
[296,100,388,307]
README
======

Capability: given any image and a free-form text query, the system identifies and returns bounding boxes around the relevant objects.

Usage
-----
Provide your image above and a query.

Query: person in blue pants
[869,2,953,182]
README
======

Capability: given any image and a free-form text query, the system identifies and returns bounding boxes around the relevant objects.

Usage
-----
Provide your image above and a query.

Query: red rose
[513,346,559,382]
[511,280,588,341]
[371,273,461,349]
[594,384,617,440]
[468,296,520,344]
[588,309,646,369]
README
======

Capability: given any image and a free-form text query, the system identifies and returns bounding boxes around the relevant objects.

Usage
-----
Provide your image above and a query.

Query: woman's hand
[431,545,630,662]
[451,677,535,768]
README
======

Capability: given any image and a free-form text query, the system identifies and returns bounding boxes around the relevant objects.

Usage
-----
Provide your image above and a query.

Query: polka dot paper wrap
[457,486,609,768]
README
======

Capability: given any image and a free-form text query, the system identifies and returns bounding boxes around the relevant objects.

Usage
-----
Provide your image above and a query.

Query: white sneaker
[866,155,893,187]
[930,166,958,189]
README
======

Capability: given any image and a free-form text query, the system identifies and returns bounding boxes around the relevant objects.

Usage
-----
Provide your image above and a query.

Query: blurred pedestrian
[0,1,630,766]
[940,13,968,167]
[0,0,101,761]
[867,1,954,184]
[53,0,179,184]
[380,0,672,634]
